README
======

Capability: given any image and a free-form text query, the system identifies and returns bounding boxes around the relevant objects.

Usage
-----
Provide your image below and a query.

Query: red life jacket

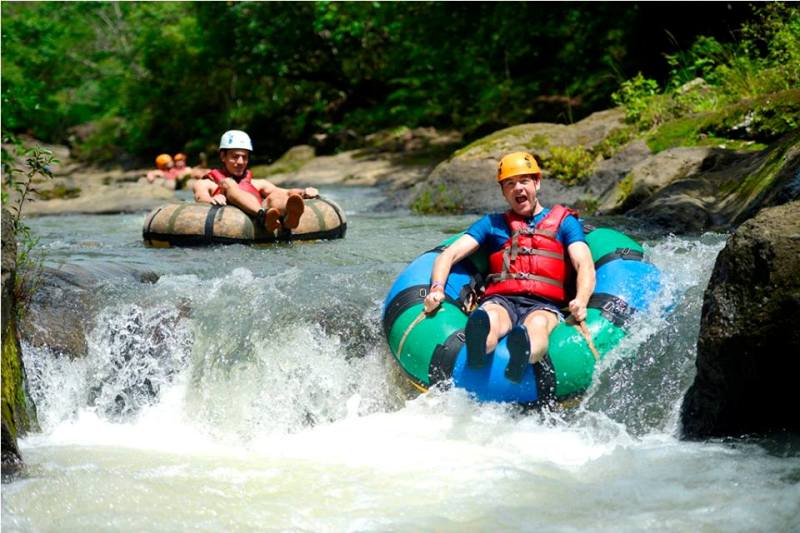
[483,205,577,306]
[204,168,261,202]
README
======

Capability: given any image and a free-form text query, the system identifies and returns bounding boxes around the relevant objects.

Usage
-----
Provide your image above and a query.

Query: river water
[3,187,799,531]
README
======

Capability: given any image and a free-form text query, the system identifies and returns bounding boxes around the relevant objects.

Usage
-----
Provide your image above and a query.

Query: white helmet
[219,130,253,151]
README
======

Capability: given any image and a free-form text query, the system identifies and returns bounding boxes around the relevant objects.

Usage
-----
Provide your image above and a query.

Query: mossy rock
[414,109,627,214]
[647,89,799,153]
[452,109,625,161]
[37,184,82,200]
[628,129,800,231]
[2,210,37,473]
[704,89,800,143]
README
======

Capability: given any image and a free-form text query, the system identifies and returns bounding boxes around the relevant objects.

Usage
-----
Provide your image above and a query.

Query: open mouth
[514,194,528,205]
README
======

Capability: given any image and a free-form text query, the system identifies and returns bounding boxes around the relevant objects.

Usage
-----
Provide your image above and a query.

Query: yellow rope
[576,320,600,360]
[397,309,436,357]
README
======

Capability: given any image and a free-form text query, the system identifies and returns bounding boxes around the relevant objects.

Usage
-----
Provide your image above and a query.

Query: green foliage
[0,2,674,162]
[544,145,596,186]
[616,173,635,205]
[1,132,56,320]
[1,2,785,163]
[616,3,800,142]
[593,127,636,159]
[411,183,463,215]
[611,74,660,127]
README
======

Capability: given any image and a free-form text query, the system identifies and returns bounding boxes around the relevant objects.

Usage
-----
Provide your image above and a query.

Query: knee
[526,315,552,333]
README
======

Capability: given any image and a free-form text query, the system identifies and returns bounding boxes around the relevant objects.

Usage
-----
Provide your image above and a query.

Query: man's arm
[193,179,226,205]
[566,241,595,322]
[423,234,480,314]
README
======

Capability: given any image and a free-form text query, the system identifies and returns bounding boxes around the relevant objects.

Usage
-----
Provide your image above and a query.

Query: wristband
[430,281,445,293]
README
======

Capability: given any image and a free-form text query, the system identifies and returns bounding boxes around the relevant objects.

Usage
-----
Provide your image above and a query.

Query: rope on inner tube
[397,309,438,359]
[576,320,600,360]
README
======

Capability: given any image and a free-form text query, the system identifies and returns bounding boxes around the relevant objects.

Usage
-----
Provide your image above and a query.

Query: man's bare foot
[265,208,281,231]
[283,193,305,229]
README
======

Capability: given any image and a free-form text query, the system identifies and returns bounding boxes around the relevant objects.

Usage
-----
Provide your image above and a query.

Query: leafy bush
[618,4,799,131]
[544,145,596,186]
[1,132,56,319]
[611,73,660,127]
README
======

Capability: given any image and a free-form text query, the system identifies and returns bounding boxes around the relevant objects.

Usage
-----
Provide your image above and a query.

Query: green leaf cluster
[1,132,57,320]
[614,3,800,147]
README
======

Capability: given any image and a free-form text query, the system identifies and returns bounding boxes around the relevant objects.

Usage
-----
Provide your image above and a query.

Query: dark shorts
[480,294,564,326]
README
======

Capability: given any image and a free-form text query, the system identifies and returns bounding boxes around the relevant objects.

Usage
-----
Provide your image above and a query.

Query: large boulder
[414,109,628,213]
[680,201,800,439]
[1,209,36,477]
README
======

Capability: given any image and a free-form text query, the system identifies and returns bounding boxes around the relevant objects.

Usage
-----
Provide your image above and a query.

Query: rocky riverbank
[11,99,799,236]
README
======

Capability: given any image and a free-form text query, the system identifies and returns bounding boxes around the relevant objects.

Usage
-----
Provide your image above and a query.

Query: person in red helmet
[422,151,595,383]
[193,130,319,231]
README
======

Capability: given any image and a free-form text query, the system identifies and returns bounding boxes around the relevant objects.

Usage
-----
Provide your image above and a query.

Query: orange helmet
[173,152,187,162]
[497,151,541,182]
[155,153,173,170]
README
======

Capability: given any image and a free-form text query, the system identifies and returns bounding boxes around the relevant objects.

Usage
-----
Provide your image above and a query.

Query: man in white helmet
[193,130,319,231]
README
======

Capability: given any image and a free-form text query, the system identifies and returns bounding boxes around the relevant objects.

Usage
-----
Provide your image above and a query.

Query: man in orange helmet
[145,153,178,190]
[423,151,595,383]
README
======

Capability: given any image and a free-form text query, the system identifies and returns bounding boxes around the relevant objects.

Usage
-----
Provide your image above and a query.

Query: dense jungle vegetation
[1,2,797,165]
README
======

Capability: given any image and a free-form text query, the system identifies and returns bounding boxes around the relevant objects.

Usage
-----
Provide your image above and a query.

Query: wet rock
[19,263,160,359]
[680,201,800,439]
[23,182,174,216]
[414,109,628,214]
[1,209,36,476]
[628,130,800,232]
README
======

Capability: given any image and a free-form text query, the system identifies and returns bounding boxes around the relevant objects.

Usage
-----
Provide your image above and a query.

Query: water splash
[86,304,192,419]
[577,232,728,435]
[22,302,192,429]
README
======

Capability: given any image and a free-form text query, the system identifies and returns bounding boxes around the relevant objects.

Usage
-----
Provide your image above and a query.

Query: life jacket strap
[515,247,563,259]
[485,272,564,288]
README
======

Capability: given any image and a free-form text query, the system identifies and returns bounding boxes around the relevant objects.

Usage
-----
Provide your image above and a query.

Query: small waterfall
[23,302,193,429]
[22,262,410,442]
